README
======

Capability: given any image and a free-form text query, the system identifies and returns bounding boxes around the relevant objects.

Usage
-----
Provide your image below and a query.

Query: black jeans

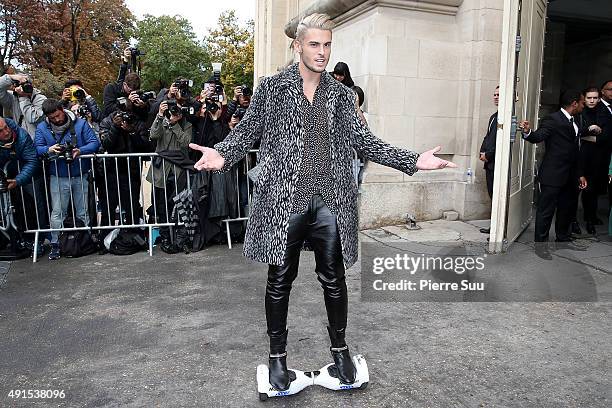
[266,194,347,347]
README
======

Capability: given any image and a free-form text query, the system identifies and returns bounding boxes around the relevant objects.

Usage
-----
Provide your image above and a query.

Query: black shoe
[268,353,292,391]
[571,221,582,235]
[268,330,292,391]
[586,222,596,235]
[479,228,490,234]
[593,217,603,225]
[327,326,356,384]
[534,243,552,260]
[329,347,356,384]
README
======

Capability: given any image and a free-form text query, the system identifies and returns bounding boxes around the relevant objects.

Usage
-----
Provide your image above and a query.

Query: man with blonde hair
[190,12,456,395]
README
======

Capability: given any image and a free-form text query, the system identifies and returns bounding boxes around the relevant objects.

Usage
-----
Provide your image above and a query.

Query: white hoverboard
[313,354,369,391]
[256,354,369,401]
[256,365,314,401]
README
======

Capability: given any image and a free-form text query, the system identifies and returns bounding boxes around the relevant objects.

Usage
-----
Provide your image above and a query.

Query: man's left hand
[72,148,81,159]
[416,146,458,170]
[7,179,17,190]
[579,176,587,190]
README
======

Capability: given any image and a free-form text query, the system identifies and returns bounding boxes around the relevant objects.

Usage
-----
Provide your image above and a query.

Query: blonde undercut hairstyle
[295,13,335,40]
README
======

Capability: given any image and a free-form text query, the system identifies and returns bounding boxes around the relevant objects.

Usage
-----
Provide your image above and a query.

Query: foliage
[134,14,209,92]
[204,10,254,97]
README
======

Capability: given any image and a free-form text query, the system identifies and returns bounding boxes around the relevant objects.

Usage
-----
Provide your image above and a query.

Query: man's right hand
[158,101,168,117]
[189,143,225,171]
[48,144,62,154]
[62,88,72,101]
[519,120,530,133]
[479,152,487,162]
[233,86,243,102]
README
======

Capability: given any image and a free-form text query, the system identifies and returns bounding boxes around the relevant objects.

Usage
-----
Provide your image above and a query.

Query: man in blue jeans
[35,99,100,260]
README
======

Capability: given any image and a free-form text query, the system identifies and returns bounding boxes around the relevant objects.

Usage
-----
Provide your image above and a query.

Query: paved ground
[0,219,610,407]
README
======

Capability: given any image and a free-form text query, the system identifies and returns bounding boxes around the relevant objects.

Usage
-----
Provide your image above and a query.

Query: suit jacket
[479,112,498,170]
[595,100,612,149]
[522,110,582,187]
[214,63,419,267]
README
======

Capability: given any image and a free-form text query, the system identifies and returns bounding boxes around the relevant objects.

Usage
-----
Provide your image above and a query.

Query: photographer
[149,77,199,126]
[191,81,240,249]
[34,99,100,260]
[226,84,252,124]
[61,79,103,124]
[0,117,48,254]
[102,72,148,120]
[147,99,192,252]
[0,73,47,140]
[96,110,154,241]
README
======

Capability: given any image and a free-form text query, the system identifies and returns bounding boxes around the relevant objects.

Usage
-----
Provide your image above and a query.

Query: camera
[129,47,145,57]
[118,111,137,125]
[165,99,194,118]
[134,90,156,102]
[205,99,220,113]
[69,85,86,101]
[233,107,247,120]
[173,79,193,99]
[57,143,75,163]
[77,105,91,119]
[11,79,33,94]
[239,85,252,98]
[0,169,8,193]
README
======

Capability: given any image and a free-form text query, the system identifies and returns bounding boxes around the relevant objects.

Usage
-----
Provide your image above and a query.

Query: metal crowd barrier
[1,153,192,262]
[222,149,258,249]
[0,148,366,259]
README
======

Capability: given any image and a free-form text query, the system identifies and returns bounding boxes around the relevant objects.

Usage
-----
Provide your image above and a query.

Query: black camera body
[118,111,137,125]
[165,99,194,118]
[135,90,156,102]
[129,47,145,57]
[239,85,252,98]
[205,99,220,113]
[173,80,193,99]
[57,143,75,163]
[11,79,34,94]
[233,107,247,120]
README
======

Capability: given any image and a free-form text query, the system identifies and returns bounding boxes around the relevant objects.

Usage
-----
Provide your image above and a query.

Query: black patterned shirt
[291,76,337,214]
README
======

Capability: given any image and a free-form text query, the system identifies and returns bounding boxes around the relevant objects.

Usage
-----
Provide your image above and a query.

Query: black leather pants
[266,194,347,352]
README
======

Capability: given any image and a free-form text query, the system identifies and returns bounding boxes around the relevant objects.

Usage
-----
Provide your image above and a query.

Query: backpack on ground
[58,217,97,257]
[108,228,147,255]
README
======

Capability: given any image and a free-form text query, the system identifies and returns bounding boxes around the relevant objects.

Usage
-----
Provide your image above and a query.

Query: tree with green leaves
[134,15,209,92]
[204,10,254,98]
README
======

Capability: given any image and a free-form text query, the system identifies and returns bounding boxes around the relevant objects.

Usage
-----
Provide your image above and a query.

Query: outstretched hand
[189,143,225,171]
[416,146,458,170]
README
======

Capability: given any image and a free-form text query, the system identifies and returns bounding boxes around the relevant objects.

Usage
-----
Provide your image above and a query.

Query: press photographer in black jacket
[96,110,154,241]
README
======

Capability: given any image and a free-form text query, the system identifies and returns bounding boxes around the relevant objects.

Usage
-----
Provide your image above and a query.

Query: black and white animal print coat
[214,63,419,267]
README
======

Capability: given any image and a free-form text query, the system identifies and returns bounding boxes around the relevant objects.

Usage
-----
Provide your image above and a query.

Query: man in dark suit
[596,80,612,214]
[478,86,499,234]
[520,90,588,259]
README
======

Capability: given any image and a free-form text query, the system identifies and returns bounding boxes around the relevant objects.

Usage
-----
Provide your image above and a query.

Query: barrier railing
[0,153,192,262]
[0,148,366,259]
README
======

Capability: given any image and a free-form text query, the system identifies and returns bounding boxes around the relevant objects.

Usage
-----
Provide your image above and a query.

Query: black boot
[327,326,356,384]
[268,330,291,391]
